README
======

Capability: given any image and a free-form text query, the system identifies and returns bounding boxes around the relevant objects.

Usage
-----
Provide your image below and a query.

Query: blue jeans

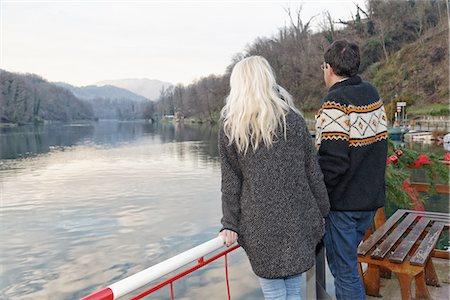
[258,274,302,300]
[324,210,376,300]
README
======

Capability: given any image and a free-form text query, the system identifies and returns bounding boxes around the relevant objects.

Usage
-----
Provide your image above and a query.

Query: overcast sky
[2,0,367,86]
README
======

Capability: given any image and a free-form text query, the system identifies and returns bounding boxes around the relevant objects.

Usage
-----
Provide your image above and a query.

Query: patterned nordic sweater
[315,75,388,211]
[219,110,330,279]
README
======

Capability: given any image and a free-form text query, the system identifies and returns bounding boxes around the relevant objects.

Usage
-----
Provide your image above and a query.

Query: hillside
[363,26,449,117]
[0,70,94,124]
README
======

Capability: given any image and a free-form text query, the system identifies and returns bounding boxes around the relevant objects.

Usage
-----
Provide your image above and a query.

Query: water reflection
[0,121,220,160]
[0,124,93,159]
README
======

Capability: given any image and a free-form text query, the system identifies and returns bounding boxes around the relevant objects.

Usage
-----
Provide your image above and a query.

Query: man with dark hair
[316,39,388,299]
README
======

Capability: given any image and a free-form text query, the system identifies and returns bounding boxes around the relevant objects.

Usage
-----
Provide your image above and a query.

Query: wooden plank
[432,250,450,259]
[424,258,440,286]
[396,273,414,300]
[410,222,446,266]
[410,216,449,224]
[371,214,417,259]
[374,207,386,229]
[358,255,424,276]
[358,210,406,256]
[415,218,449,227]
[363,264,381,297]
[404,210,450,226]
[409,215,450,222]
[410,215,450,222]
[410,183,450,194]
[389,218,431,263]
[409,214,450,227]
[414,271,432,300]
[403,210,449,218]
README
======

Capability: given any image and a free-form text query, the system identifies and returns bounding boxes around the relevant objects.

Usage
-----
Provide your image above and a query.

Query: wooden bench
[357,209,449,299]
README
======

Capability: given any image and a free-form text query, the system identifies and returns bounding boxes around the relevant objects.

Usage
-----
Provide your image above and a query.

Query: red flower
[414,154,432,168]
[386,158,391,165]
[389,155,399,164]
[445,153,450,161]
[395,150,403,156]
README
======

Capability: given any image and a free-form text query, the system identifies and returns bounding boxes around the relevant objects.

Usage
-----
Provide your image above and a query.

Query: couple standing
[218,39,388,300]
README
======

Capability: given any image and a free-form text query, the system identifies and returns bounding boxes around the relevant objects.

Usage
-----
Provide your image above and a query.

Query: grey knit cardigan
[219,110,330,279]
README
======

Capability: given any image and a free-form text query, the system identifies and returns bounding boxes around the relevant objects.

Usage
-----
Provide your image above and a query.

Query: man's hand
[219,229,238,247]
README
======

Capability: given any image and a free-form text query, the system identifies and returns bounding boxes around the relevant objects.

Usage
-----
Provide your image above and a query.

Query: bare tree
[320,10,335,43]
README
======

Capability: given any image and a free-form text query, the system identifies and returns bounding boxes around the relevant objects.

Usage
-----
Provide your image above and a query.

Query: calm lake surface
[0,121,265,300]
[0,121,447,300]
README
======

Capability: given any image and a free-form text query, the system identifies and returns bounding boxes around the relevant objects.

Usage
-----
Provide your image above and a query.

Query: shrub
[360,39,384,72]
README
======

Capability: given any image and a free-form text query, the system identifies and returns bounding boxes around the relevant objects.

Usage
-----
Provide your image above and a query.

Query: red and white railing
[81,236,327,300]
[81,236,239,300]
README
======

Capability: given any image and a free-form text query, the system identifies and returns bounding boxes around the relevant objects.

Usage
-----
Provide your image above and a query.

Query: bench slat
[410,214,450,227]
[358,210,406,256]
[388,218,431,263]
[410,222,445,266]
[405,211,450,224]
[402,210,449,218]
[371,214,417,259]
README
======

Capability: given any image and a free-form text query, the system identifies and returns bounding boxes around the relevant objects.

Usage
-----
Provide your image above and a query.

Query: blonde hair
[221,56,301,154]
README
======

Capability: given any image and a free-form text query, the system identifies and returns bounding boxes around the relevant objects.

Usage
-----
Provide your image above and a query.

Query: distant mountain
[55,82,148,102]
[96,78,173,100]
[54,82,153,120]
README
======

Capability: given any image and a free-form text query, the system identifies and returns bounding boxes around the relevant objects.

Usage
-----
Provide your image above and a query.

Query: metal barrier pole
[306,262,317,299]
[315,240,332,300]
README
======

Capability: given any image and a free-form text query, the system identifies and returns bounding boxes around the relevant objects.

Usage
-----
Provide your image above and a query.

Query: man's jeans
[324,210,376,300]
[258,274,302,300]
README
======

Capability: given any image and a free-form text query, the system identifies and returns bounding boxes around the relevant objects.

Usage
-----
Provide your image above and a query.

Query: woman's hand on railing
[219,229,238,247]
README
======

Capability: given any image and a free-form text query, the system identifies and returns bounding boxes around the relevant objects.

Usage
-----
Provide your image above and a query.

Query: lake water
[0,121,266,300]
[0,121,447,300]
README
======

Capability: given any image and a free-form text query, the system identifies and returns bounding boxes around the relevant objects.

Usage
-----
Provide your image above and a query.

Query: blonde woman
[218,56,330,300]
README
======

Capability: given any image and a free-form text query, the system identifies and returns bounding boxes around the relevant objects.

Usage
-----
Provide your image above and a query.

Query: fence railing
[81,236,234,299]
[81,236,331,300]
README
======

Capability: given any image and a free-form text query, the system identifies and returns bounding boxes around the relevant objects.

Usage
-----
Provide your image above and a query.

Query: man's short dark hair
[324,39,360,77]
